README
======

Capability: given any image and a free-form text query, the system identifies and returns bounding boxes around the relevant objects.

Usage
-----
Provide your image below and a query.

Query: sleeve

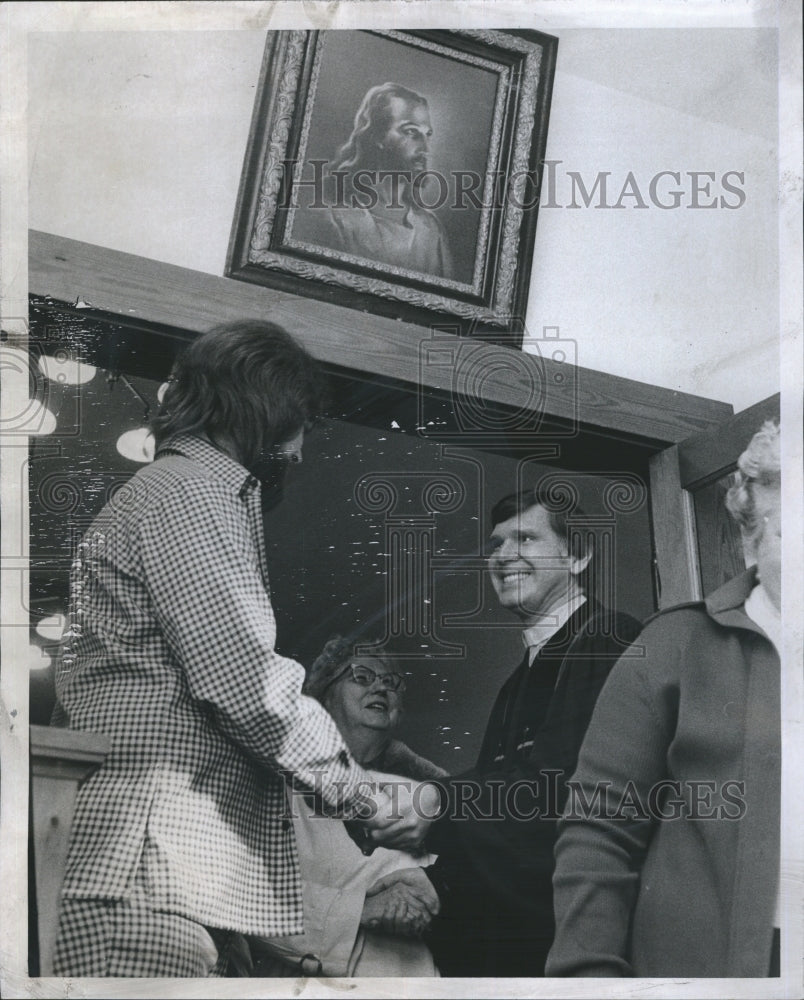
[136,481,371,813]
[545,636,675,977]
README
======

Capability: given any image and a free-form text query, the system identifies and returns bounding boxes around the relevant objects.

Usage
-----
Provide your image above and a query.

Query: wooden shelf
[29,230,732,447]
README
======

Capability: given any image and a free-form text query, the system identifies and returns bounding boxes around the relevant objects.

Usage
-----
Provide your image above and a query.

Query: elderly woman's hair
[151,321,325,468]
[303,634,396,704]
[725,420,780,545]
[330,82,428,178]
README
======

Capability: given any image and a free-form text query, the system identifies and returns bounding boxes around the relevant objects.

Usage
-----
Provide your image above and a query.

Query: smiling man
[370,485,643,977]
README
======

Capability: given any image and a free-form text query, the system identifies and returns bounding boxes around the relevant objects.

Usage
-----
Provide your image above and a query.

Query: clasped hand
[360,867,440,938]
[361,777,442,852]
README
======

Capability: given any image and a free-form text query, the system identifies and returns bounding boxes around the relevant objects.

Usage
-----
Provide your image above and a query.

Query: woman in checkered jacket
[51,324,436,977]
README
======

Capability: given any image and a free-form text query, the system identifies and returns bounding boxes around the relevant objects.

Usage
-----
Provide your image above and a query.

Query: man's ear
[569,551,593,578]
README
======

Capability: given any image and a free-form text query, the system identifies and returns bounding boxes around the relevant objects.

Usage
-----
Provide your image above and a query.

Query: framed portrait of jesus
[226,29,558,346]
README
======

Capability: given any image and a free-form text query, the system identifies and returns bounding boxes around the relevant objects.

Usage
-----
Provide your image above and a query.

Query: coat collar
[704,566,766,638]
[705,564,757,613]
[156,433,259,499]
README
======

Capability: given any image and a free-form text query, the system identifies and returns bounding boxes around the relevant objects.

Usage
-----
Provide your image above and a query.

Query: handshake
[357,776,443,852]
[355,777,443,938]
[360,867,440,938]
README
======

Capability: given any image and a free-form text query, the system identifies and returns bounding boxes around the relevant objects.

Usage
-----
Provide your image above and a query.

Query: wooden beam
[29,230,732,447]
[678,393,781,488]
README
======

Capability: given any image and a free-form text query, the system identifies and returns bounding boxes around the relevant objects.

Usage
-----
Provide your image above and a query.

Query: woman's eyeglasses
[342,662,406,693]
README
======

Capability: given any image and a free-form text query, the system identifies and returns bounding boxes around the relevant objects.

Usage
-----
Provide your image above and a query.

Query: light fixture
[116,427,155,463]
[27,400,58,435]
[1,396,57,435]
[1,344,58,434]
[38,352,97,385]
[36,613,67,640]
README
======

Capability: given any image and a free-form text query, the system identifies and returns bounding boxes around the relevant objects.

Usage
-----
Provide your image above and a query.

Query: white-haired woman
[249,636,447,978]
[546,420,781,977]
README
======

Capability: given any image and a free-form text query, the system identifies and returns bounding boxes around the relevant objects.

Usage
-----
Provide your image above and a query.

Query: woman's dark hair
[491,486,595,594]
[151,320,326,467]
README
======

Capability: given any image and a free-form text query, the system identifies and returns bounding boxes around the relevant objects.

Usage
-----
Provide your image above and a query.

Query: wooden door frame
[28,229,754,619]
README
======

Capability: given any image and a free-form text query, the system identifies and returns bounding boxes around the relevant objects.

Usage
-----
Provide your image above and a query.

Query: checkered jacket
[53,435,370,936]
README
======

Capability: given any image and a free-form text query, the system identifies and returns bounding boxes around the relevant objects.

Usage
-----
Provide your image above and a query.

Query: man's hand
[360,867,441,937]
[362,779,442,852]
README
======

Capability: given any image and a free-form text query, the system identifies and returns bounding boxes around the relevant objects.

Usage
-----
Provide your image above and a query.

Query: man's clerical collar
[521,594,587,664]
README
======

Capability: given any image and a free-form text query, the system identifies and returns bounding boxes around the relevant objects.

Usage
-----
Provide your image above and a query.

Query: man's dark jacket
[424,598,643,977]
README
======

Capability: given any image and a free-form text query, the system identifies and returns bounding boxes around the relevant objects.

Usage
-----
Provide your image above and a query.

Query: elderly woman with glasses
[546,420,782,977]
[249,636,447,978]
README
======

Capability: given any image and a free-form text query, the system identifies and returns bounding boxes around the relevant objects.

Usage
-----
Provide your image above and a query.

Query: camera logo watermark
[418,323,578,445]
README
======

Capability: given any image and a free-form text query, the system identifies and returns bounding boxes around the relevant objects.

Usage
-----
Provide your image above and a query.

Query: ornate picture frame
[226,29,558,346]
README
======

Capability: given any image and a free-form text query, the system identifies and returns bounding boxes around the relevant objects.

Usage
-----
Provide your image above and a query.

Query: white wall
[28,31,266,276]
[528,29,779,409]
[28,26,780,411]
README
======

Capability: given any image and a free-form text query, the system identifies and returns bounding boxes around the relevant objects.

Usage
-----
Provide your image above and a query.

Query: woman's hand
[360,867,440,937]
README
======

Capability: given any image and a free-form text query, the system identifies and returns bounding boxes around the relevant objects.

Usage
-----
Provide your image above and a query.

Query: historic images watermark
[284,159,747,212]
[283,772,748,823]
